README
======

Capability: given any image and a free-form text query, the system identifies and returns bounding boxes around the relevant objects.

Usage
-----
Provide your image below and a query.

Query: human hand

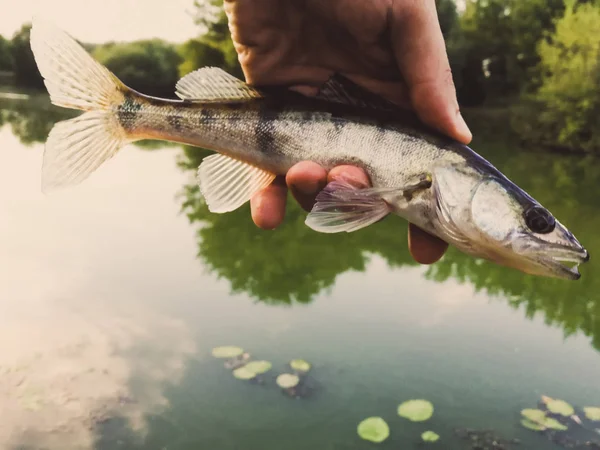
[224,0,472,264]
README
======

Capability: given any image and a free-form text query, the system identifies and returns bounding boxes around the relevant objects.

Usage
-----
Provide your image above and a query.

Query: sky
[1,0,466,44]
[0,0,199,43]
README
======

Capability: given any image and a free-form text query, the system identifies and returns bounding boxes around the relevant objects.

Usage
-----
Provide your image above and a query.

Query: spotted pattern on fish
[255,105,276,155]
[167,112,183,132]
[117,93,143,131]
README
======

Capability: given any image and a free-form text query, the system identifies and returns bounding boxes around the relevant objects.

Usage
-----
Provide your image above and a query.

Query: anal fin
[197,154,276,213]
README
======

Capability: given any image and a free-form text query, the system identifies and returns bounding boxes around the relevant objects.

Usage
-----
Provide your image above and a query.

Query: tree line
[1,0,600,152]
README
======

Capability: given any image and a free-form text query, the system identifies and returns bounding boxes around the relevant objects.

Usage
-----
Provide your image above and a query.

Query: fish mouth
[530,243,590,280]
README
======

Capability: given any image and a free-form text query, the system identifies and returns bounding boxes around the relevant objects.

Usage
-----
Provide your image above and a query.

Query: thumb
[390,0,471,144]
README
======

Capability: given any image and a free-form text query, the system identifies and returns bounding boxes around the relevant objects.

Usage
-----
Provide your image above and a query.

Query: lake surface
[1,96,600,450]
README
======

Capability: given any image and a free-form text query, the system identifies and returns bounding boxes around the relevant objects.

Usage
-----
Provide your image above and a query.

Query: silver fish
[30,19,589,280]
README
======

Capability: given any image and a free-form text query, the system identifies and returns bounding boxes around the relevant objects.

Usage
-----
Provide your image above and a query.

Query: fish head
[431,157,589,280]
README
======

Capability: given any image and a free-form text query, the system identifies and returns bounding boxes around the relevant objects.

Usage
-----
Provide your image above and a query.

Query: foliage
[543,397,575,416]
[0,34,13,71]
[242,360,272,374]
[356,417,390,443]
[459,0,566,98]
[520,409,568,431]
[290,359,311,373]
[178,39,227,78]
[398,400,434,422]
[515,1,600,153]
[436,0,459,38]
[584,407,600,421]
[276,374,299,389]
[93,40,182,97]
[190,0,242,77]
[9,24,44,88]
[422,431,440,442]
[211,346,244,358]
[232,366,256,380]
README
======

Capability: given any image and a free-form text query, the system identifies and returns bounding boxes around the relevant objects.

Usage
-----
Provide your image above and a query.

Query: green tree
[10,24,43,88]
[533,0,600,151]
[189,0,246,76]
[0,34,13,71]
[93,40,182,97]
[178,39,226,77]
[459,0,567,99]
[436,0,459,38]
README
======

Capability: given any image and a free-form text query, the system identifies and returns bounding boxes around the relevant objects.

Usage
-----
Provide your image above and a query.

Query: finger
[250,177,288,230]
[286,161,328,212]
[408,223,448,264]
[391,0,472,144]
[327,165,371,187]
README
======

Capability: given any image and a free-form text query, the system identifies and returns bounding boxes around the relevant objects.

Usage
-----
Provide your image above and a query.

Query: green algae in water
[398,399,434,422]
[422,431,440,442]
[211,346,244,358]
[357,417,390,443]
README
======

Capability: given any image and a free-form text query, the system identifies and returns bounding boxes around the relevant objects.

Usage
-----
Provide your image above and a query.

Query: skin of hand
[224,0,472,264]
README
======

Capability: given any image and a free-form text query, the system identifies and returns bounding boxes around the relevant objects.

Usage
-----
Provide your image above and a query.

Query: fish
[29,18,589,280]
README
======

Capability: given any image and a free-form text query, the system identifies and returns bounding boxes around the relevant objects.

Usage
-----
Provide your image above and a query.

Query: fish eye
[524,206,556,234]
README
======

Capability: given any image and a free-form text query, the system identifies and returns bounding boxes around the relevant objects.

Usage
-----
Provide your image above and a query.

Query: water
[1,96,599,450]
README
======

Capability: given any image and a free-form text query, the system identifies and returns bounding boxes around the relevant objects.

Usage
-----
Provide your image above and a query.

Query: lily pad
[232,367,256,380]
[290,359,311,372]
[212,346,244,358]
[276,373,299,389]
[521,409,568,431]
[243,360,272,374]
[398,399,434,422]
[543,397,574,416]
[422,431,440,442]
[357,417,390,443]
[521,419,546,431]
[521,409,547,423]
[544,417,568,431]
[584,407,600,421]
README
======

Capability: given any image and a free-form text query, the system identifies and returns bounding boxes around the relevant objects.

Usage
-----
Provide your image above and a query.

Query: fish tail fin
[30,17,134,192]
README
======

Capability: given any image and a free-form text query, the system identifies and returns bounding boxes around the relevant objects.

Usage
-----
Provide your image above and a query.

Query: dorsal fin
[175,67,263,103]
[315,74,400,112]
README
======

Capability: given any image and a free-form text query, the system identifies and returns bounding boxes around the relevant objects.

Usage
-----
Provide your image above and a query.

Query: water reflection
[0,95,75,145]
[177,133,600,350]
[3,95,600,356]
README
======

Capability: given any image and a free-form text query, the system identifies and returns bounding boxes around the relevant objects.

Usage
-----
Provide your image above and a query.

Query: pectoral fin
[305,180,391,233]
[305,176,433,233]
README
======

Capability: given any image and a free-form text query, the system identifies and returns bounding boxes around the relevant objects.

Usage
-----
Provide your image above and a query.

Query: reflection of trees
[178,135,600,350]
[0,96,74,145]
[178,146,418,304]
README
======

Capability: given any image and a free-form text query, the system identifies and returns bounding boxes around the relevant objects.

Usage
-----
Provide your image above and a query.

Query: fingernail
[455,111,472,143]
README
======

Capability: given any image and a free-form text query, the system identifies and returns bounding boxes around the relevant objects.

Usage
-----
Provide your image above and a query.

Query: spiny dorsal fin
[176,67,263,103]
[316,74,400,112]
[197,154,276,213]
